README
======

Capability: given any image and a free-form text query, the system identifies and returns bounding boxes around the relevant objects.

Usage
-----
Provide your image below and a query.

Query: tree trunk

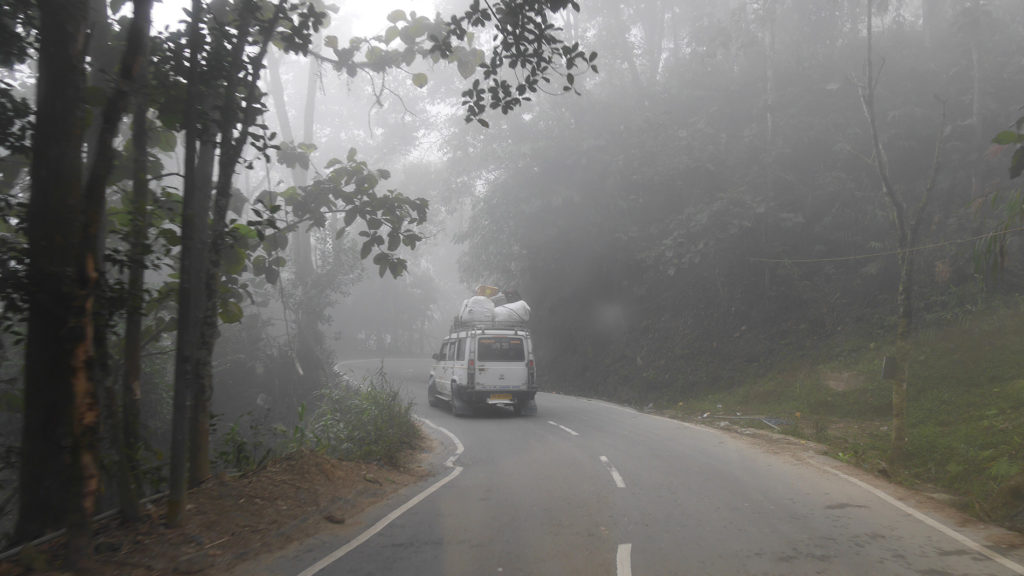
[638,0,665,86]
[184,129,217,489]
[266,48,314,279]
[763,0,776,147]
[122,77,149,501]
[81,0,152,526]
[168,0,207,527]
[922,0,949,48]
[187,4,254,489]
[18,0,93,565]
[889,243,914,470]
[114,0,155,520]
[190,3,286,486]
[861,0,910,474]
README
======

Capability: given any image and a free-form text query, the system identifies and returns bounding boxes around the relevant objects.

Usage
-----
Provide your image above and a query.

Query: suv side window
[438,341,448,360]
[446,339,456,361]
[456,337,466,361]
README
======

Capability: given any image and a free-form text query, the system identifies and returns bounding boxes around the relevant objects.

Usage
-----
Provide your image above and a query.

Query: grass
[681,296,1024,529]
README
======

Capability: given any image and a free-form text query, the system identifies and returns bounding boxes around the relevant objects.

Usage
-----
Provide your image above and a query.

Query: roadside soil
[0,434,439,576]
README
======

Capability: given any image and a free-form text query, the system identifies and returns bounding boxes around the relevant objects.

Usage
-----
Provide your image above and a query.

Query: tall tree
[167,0,210,525]
[854,0,946,471]
[18,0,92,553]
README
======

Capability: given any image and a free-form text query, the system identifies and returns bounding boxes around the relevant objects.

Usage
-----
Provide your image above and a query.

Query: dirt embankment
[1,439,438,576]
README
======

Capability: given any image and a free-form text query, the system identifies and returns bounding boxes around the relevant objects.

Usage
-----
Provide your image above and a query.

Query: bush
[308,366,421,466]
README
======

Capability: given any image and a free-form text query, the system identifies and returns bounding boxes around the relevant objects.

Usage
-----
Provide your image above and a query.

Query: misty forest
[3,0,1024,570]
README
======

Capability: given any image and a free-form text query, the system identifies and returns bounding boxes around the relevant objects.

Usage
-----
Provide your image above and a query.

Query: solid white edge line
[600,455,627,488]
[548,420,580,436]
[565,394,714,433]
[296,417,464,576]
[814,461,1024,575]
[617,543,632,576]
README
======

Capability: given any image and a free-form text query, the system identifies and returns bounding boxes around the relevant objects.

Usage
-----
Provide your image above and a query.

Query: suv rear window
[477,336,525,362]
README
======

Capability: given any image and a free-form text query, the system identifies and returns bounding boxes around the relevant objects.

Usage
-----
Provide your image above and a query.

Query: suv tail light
[467,358,476,389]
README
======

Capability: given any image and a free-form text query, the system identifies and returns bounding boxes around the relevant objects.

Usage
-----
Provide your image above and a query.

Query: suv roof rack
[451,318,529,331]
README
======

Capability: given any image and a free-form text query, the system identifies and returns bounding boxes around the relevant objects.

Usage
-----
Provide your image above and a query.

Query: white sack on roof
[459,296,495,323]
[494,300,530,323]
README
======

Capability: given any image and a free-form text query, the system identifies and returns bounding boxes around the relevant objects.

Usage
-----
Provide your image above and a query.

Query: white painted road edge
[548,420,580,436]
[600,455,627,488]
[617,543,632,576]
[813,461,1024,575]
[295,417,465,576]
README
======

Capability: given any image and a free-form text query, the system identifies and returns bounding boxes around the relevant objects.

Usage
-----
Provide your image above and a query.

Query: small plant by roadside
[307,366,421,466]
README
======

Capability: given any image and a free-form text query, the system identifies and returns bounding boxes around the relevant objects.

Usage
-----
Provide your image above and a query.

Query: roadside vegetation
[661,293,1024,532]
[215,366,421,474]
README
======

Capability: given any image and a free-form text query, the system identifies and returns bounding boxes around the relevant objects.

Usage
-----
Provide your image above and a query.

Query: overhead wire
[749,225,1024,264]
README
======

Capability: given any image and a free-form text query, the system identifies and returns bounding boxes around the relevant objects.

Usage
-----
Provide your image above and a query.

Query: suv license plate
[488,393,513,402]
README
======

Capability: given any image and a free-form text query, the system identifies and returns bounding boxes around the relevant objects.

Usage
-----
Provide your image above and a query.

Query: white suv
[427,322,537,416]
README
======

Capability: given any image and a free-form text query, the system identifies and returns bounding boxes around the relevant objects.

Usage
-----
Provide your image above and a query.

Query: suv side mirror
[431,353,440,361]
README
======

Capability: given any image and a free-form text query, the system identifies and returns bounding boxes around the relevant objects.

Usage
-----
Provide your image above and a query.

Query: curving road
[244,358,1024,576]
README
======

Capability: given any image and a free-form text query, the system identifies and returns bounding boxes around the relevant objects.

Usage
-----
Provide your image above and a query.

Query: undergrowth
[214,365,420,472]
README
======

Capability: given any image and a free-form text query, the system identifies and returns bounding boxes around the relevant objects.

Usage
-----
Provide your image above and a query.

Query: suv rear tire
[427,380,441,408]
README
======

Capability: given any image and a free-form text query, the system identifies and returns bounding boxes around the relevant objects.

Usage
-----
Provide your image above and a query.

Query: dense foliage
[447,0,1024,404]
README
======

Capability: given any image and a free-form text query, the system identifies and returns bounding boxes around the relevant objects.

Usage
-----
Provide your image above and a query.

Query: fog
[6,0,1024,549]
[191,0,1024,430]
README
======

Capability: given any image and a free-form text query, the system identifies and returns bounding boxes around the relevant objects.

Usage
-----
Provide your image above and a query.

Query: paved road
[247,358,1024,576]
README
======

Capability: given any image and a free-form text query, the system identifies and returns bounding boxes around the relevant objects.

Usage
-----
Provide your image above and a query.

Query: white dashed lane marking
[617,543,632,576]
[600,455,626,488]
[548,420,580,436]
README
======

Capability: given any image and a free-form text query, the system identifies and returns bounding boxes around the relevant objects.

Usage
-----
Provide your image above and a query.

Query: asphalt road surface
[242,358,1024,576]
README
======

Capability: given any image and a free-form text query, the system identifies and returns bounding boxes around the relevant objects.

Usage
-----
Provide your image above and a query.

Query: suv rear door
[473,334,529,392]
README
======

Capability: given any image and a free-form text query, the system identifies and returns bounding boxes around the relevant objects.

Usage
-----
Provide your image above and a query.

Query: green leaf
[360,239,373,259]
[232,223,259,240]
[384,26,400,45]
[324,35,338,49]
[387,260,405,278]
[387,9,407,23]
[221,246,246,276]
[265,266,280,285]
[219,300,244,324]
[253,255,267,276]
[992,131,1022,146]
[453,47,484,79]
[155,130,177,153]
[158,227,181,247]
[1011,148,1024,180]
[411,72,429,88]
